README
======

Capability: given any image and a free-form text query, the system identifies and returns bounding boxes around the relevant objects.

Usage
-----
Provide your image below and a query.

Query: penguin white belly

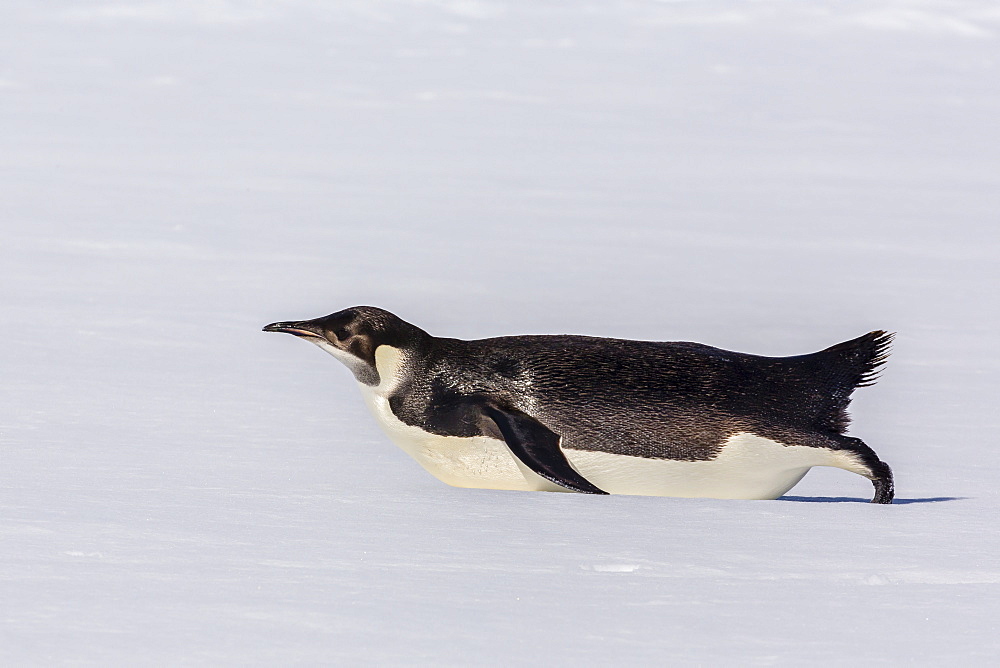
[360,386,863,498]
[565,432,867,499]
[359,389,565,492]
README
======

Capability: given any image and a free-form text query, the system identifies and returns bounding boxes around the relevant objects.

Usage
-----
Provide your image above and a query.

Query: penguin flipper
[483,404,608,495]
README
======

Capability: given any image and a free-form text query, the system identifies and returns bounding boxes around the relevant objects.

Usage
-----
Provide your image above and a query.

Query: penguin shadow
[779,495,963,504]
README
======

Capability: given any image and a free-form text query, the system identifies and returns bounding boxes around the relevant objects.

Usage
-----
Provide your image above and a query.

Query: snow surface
[2,0,999,664]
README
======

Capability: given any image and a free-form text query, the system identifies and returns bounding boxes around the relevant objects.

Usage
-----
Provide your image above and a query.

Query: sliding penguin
[263,306,894,503]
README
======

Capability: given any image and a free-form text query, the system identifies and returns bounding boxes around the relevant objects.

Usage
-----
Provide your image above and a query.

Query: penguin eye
[333,328,350,342]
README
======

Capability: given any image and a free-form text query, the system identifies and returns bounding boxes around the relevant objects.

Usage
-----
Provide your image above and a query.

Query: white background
[2,1,998,664]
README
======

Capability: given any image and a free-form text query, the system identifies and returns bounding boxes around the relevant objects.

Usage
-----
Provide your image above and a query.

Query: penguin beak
[262,320,325,339]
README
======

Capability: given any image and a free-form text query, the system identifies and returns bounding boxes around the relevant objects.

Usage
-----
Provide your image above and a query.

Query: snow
[2,0,998,663]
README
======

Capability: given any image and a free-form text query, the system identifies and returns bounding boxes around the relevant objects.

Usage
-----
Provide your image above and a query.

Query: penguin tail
[822,330,894,388]
[811,330,894,433]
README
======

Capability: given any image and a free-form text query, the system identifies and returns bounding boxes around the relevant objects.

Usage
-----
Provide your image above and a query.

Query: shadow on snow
[780,496,963,504]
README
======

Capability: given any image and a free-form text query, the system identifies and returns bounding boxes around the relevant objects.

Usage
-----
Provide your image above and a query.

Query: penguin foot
[870,461,894,504]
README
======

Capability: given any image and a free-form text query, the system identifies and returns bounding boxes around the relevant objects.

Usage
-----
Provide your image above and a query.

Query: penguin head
[263,306,429,386]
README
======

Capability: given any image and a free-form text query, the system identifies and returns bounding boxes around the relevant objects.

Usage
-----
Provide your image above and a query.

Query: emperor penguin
[264,306,895,503]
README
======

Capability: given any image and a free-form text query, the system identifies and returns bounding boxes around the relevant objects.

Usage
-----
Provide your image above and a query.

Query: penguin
[263,306,895,503]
